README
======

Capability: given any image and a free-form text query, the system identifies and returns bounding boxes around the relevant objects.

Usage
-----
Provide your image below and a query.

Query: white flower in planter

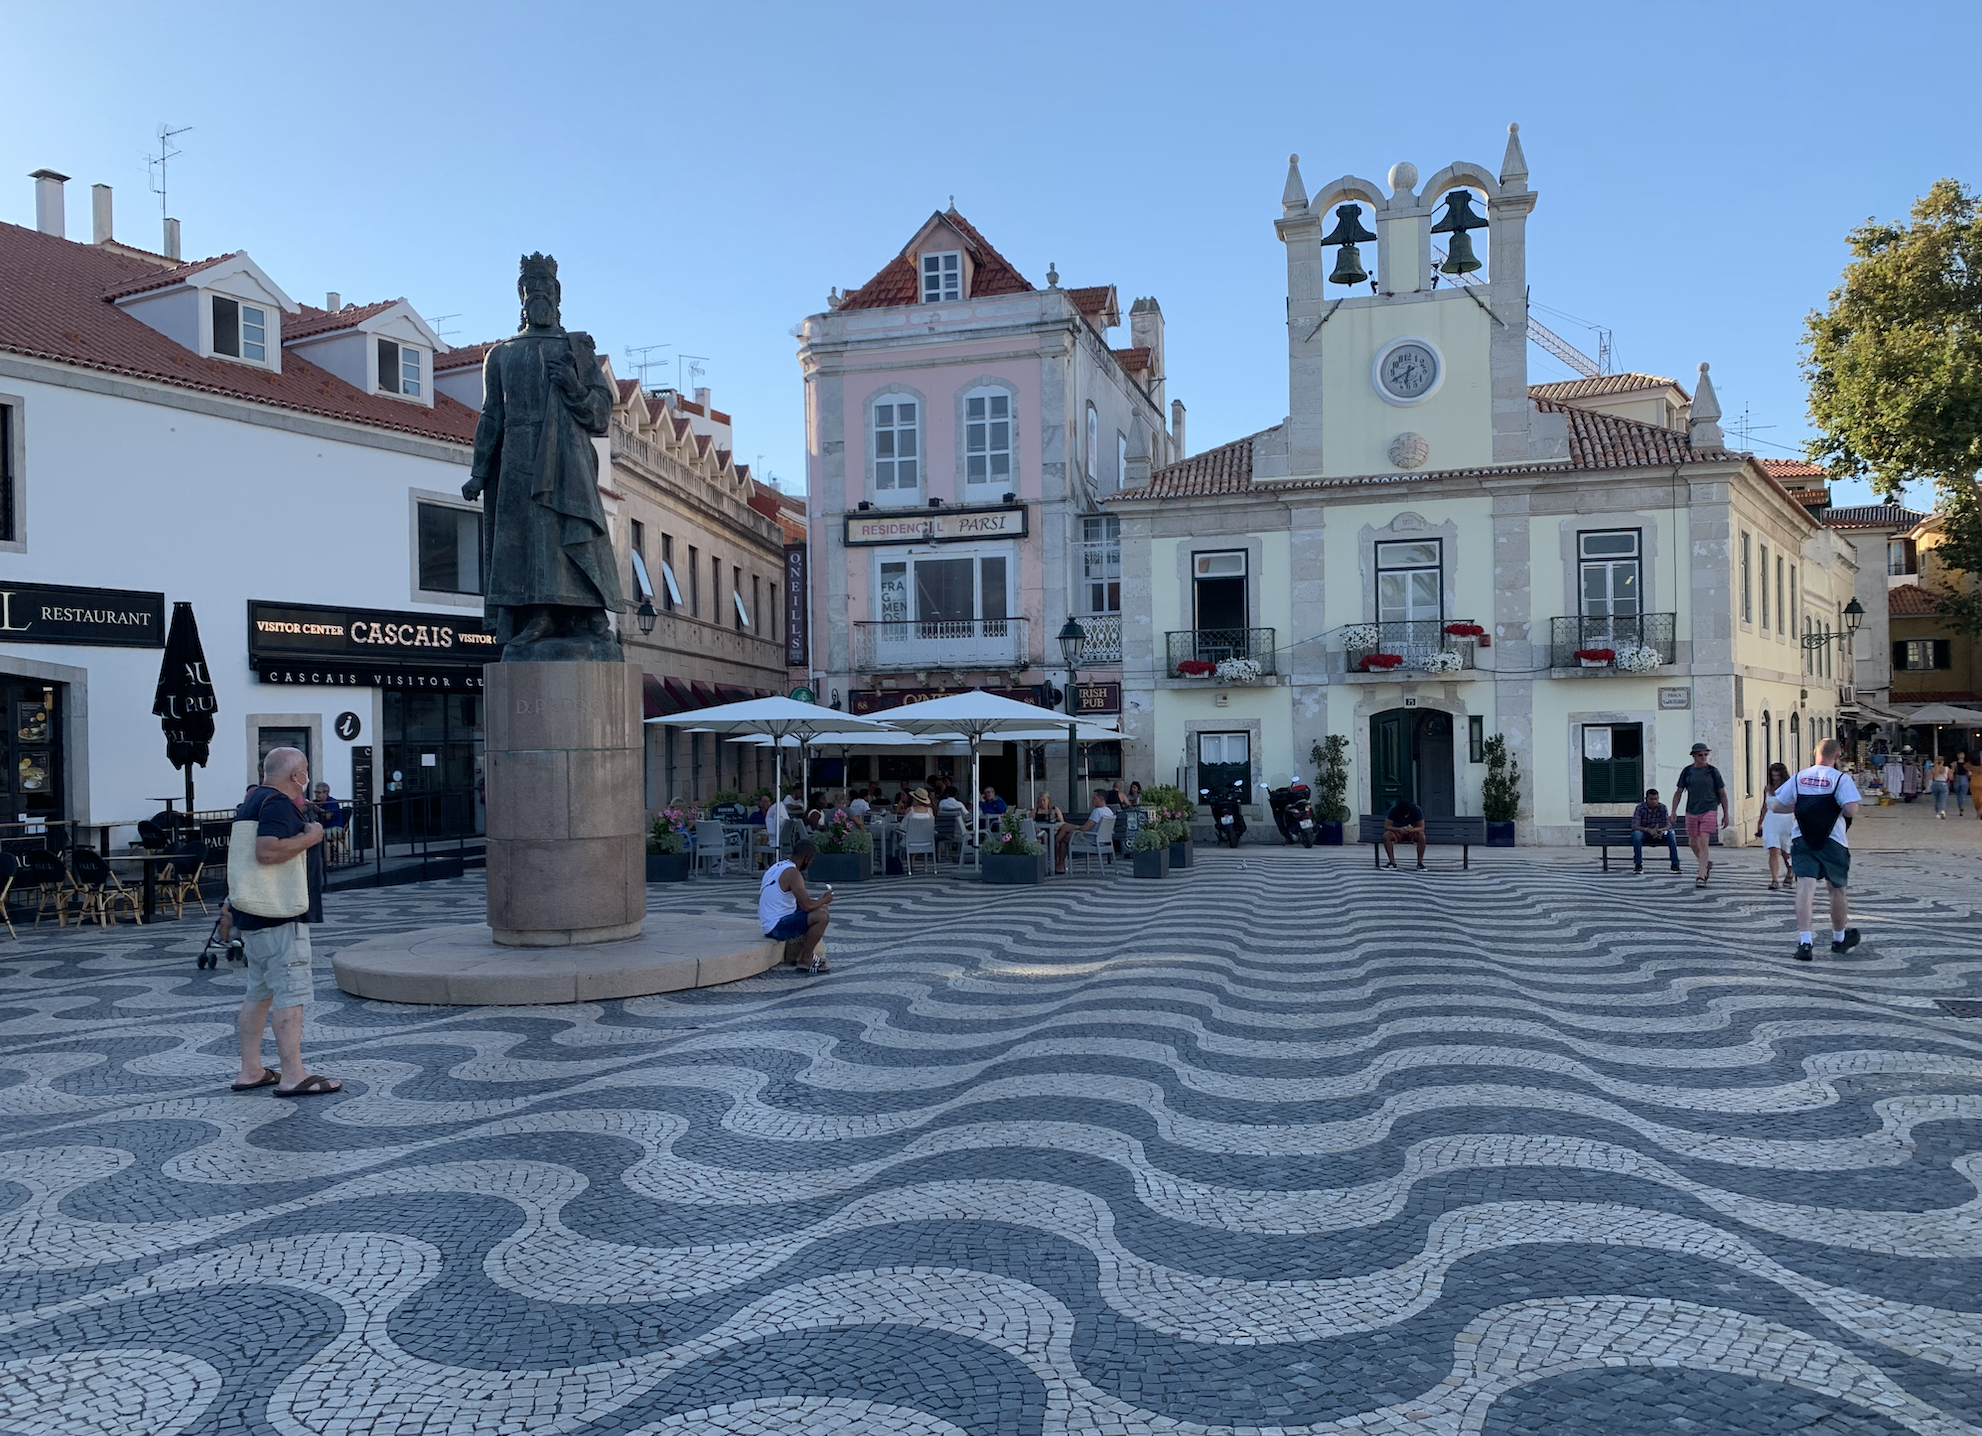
[1214,657,1264,684]
[1614,644,1663,673]
[1418,649,1464,674]
[1342,624,1381,650]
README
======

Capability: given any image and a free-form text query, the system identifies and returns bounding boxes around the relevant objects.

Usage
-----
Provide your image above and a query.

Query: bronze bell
[1437,230,1481,275]
[1328,244,1369,287]
[1431,189,1487,275]
[1321,203,1377,248]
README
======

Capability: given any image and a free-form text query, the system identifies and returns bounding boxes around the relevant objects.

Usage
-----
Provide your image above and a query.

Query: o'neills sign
[248,599,497,684]
[844,504,1027,546]
[0,583,165,648]
[850,685,1046,715]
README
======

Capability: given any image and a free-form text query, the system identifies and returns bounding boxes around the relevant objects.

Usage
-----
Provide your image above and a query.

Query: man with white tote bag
[226,747,340,1096]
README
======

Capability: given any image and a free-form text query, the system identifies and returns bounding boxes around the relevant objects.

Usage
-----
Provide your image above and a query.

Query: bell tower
[1259,125,1563,480]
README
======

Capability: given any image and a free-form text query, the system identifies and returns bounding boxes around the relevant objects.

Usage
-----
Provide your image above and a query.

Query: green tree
[1803,179,1982,498]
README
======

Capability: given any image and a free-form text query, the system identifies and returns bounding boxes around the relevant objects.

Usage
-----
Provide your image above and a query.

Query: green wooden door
[1370,710,1412,814]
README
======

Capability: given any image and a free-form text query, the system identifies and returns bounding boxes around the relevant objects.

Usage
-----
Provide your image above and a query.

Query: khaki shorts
[240,922,314,1008]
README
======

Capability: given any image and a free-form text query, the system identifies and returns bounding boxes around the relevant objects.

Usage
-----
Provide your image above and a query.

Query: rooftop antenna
[625,342,672,387]
[679,354,710,392]
[146,122,193,222]
[1731,404,1776,451]
[427,312,462,339]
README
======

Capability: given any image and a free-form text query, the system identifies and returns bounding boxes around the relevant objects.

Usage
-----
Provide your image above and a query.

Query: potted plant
[1142,784,1196,868]
[1129,824,1171,878]
[1481,732,1520,846]
[1309,735,1350,844]
[1175,658,1215,678]
[1359,653,1405,672]
[646,807,694,882]
[1571,647,1616,668]
[1419,649,1464,674]
[1614,644,1662,672]
[1443,621,1489,648]
[808,810,873,884]
[981,810,1047,884]
[1213,656,1264,684]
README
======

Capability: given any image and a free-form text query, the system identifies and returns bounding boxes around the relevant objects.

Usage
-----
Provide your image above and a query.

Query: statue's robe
[469,331,624,622]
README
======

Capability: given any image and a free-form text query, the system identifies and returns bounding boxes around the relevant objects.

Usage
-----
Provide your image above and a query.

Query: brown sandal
[230,1068,280,1091]
[273,1073,341,1098]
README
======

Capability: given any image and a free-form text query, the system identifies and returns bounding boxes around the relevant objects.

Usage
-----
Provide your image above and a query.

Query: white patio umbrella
[1903,703,1982,764]
[876,691,1113,869]
[651,697,892,816]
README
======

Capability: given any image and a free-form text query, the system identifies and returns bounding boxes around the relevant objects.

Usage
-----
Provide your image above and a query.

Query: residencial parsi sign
[843,504,1028,546]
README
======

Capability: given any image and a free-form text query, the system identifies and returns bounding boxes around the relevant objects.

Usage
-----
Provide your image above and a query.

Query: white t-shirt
[849,797,869,817]
[938,795,965,812]
[759,860,797,932]
[1774,766,1861,847]
[1087,804,1112,830]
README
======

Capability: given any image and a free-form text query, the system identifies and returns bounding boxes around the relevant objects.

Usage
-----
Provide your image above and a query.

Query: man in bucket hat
[1670,743,1729,887]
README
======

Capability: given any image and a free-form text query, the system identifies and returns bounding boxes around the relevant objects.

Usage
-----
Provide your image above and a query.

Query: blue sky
[5,0,1976,508]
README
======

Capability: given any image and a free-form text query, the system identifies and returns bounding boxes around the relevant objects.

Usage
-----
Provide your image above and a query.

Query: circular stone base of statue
[331,917,781,1005]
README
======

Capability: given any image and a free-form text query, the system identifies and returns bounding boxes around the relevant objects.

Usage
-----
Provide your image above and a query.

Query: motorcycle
[1268,779,1316,847]
[1200,777,1248,848]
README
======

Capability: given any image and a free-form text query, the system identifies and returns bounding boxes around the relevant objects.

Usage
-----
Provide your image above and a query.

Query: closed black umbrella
[152,602,217,818]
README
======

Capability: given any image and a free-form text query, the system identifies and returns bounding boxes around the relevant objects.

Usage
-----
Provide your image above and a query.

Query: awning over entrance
[641,674,683,720]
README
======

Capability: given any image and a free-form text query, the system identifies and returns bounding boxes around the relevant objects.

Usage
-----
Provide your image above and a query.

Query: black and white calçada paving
[3,848,1981,1436]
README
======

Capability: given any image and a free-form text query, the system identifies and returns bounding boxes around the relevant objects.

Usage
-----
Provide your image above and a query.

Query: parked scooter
[1267,779,1316,847]
[1200,777,1248,847]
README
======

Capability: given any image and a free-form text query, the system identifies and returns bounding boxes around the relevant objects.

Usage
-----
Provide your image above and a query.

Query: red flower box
[1176,659,1215,677]
[1359,653,1405,671]
[1443,622,1486,638]
[1572,648,1616,663]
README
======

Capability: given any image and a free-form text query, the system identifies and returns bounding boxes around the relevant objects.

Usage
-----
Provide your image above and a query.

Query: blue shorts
[765,911,809,941]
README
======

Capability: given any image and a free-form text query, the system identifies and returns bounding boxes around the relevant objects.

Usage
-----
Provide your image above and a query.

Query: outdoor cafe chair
[693,821,733,878]
[901,812,937,876]
[21,848,69,928]
[162,843,211,920]
[1066,811,1118,876]
[0,852,20,939]
[68,848,142,927]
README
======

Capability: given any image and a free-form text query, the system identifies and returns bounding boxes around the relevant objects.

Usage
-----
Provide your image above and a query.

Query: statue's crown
[519,252,558,286]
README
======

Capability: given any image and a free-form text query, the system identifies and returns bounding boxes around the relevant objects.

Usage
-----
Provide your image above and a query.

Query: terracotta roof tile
[98,251,238,300]
[1824,504,1930,530]
[1121,432,1260,497]
[614,378,642,402]
[1543,399,1715,468]
[1112,346,1151,373]
[1894,689,1982,703]
[433,341,496,373]
[0,221,478,445]
[837,208,1033,311]
[1527,372,1679,400]
[1762,458,1828,479]
[282,298,402,341]
[1889,584,1943,616]
[1068,286,1115,316]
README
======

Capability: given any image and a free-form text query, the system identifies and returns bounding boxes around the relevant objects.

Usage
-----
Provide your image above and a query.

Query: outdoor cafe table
[110,851,183,923]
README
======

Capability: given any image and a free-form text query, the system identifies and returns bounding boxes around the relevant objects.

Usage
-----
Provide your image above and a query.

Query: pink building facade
[796,207,1181,799]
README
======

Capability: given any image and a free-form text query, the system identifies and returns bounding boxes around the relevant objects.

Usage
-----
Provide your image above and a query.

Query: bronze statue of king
[464,252,625,660]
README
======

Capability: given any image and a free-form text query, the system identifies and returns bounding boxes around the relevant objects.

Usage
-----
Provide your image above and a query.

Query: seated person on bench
[1630,787,1682,874]
[1383,798,1426,869]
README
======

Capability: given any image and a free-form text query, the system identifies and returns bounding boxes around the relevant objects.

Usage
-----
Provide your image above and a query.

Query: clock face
[1379,342,1439,400]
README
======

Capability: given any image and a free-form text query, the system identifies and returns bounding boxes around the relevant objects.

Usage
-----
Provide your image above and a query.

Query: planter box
[981,851,1047,885]
[1168,838,1194,869]
[808,850,871,885]
[1131,846,1171,879]
[1578,658,1610,668]
[1316,820,1344,846]
[1485,820,1517,847]
[646,852,691,882]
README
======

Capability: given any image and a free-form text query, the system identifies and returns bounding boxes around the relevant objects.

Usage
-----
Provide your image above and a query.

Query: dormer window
[211,296,267,363]
[377,339,423,398]
[921,252,961,303]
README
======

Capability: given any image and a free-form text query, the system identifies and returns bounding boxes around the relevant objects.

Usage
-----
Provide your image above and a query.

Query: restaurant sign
[0,583,166,648]
[248,600,498,675]
[843,504,1027,547]
[849,685,1046,716]
[1070,681,1121,716]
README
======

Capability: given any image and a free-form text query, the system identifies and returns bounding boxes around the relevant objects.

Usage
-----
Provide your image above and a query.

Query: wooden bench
[1357,814,1489,869]
[1584,815,1718,872]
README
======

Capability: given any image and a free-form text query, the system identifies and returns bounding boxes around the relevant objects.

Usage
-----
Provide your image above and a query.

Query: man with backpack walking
[1771,737,1862,962]
[1670,743,1730,887]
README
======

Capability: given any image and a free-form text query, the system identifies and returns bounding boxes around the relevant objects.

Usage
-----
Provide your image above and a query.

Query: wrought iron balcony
[1166,627,1277,677]
[854,617,1030,673]
[1549,613,1677,669]
[1078,613,1122,664]
[1343,619,1481,673]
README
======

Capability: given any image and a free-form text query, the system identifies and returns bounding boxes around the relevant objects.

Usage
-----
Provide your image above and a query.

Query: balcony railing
[1166,627,1277,677]
[1344,619,1481,673]
[1079,613,1122,664]
[855,617,1030,673]
[1549,612,1677,669]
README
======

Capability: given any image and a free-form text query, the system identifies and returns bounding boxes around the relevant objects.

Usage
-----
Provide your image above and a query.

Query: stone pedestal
[484,661,644,947]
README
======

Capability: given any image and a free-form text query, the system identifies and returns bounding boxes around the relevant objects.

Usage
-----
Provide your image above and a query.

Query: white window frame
[1198,732,1250,766]
[1577,528,1641,618]
[1117,431,1128,487]
[734,588,751,629]
[410,491,484,606]
[1085,402,1099,479]
[871,395,921,502]
[874,546,1014,627]
[1374,539,1443,624]
[1080,514,1121,616]
[377,338,427,399]
[210,294,270,366]
[963,387,1012,492]
[921,251,961,303]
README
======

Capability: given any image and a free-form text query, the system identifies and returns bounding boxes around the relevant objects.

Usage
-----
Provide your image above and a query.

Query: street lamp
[635,598,657,636]
[1801,596,1863,651]
[1057,616,1087,816]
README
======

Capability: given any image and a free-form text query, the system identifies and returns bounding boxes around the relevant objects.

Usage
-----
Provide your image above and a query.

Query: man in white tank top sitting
[760,839,834,974]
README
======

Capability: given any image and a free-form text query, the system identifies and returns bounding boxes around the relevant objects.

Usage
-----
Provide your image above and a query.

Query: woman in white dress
[1756,761,1795,891]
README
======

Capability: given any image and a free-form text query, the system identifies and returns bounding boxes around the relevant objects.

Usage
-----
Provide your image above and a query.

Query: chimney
[162,217,181,261]
[1128,297,1165,410]
[91,184,112,244]
[29,169,68,237]
[326,291,341,312]
[694,386,712,411]
[1171,399,1187,460]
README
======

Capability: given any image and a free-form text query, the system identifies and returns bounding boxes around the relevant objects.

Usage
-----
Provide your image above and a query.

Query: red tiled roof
[1762,458,1828,479]
[1824,504,1930,530]
[1068,286,1115,316]
[1527,372,1679,400]
[1127,432,1260,497]
[837,208,1034,311]
[282,298,401,341]
[98,251,238,300]
[1895,689,1981,703]
[434,341,496,373]
[1783,486,1830,507]
[614,378,642,402]
[1544,399,1717,468]
[1889,584,1943,616]
[0,222,479,445]
[1112,346,1151,373]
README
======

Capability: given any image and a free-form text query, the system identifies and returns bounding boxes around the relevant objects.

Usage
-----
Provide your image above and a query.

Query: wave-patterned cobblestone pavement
[3,850,1981,1435]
